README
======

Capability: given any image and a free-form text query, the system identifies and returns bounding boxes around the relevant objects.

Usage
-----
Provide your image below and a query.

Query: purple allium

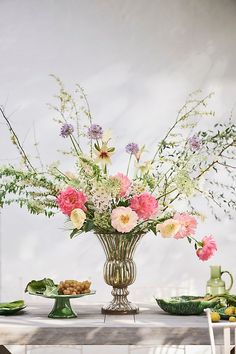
[60,123,74,138]
[188,135,202,152]
[88,124,103,139]
[125,143,139,155]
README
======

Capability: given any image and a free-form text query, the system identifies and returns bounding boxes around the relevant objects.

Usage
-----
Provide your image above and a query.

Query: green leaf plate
[156,296,220,315]
[29,290,96,299]
[0,300,26,316]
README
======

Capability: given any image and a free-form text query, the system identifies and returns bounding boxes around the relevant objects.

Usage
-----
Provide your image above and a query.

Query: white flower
[91,182,112,211]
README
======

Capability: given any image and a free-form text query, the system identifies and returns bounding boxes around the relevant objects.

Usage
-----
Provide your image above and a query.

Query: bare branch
[0,106,36,172]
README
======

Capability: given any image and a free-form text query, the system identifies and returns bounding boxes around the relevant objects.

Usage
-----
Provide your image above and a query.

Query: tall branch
[0,106,36,172]
[197,141,235,179]
[33,122,44,171]
[151,93,213,164]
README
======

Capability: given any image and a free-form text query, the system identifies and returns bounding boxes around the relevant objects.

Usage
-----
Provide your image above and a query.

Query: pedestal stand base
[101,288,139,315]
[48,298,77,319]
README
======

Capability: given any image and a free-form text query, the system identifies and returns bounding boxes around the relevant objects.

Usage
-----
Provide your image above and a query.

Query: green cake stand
[29,291,96,319]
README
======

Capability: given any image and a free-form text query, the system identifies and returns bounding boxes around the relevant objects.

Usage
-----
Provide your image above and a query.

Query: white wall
[0,0,236,304]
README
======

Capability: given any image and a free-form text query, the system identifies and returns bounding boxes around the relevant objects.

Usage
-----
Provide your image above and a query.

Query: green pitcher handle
[221,270,234,293]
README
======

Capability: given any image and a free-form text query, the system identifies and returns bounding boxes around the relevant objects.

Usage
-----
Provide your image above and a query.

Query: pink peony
[113,173,131,197]
[111,206,138,233]
[130,192,158,220]
[57,187,87,216]
[196,235,217,261]
[173,212,197,239]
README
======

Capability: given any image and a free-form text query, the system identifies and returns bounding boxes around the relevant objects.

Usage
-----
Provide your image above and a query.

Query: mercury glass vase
[96,232,144,315]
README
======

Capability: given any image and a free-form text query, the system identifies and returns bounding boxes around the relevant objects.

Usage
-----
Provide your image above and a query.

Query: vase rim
[95,232,146,236]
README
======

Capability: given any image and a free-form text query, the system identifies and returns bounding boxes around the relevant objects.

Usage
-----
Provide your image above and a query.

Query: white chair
[205,308,236,354]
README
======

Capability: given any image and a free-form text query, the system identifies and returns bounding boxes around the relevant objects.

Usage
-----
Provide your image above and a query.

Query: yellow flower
[102,129,113,143]
[135,144,146,162]
[65,171,77,180]
[156,219,180,238]
[95,143,114,168]
[137,160,152,175]
[70,208,86,230]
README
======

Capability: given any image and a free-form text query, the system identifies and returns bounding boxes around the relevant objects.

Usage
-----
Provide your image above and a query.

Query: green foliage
[149,92,236,220]
[25,278,57,295]
[70,228,82,239]
[0,166,59,217]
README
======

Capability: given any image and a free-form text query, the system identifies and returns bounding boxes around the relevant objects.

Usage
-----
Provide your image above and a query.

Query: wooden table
[0,303,223,346]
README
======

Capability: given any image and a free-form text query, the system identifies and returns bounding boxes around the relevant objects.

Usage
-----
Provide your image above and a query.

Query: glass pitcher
[206,265,233,296]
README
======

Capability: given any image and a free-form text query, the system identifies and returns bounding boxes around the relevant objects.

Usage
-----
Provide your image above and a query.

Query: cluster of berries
[58,280,91,295]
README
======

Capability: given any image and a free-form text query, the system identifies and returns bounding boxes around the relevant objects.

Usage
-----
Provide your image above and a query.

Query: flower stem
[126,154,132,176]
[69,135,81,156]
[189,235,202,246]
[71,134,83,153]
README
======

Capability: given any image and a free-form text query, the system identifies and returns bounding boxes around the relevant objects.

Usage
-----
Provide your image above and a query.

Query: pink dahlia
[111,207,138,233]
[114,173,131,197]
[196,235,217,261]
[130,192,158,220]
[173,212,197,239]
[57,187,88,216]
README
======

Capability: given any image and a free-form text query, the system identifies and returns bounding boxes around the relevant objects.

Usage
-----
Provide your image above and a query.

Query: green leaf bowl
[0,300,26,316]
[156,296,220,315]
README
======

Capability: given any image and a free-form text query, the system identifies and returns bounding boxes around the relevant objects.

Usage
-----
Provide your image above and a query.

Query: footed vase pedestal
[96,233,144,315]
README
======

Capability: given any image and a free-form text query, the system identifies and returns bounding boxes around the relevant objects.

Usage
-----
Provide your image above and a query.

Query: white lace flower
[174,169,197,197]
[91,183,112,211]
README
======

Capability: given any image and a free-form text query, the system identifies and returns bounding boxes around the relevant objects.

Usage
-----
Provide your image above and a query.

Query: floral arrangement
[0,76,235,261]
